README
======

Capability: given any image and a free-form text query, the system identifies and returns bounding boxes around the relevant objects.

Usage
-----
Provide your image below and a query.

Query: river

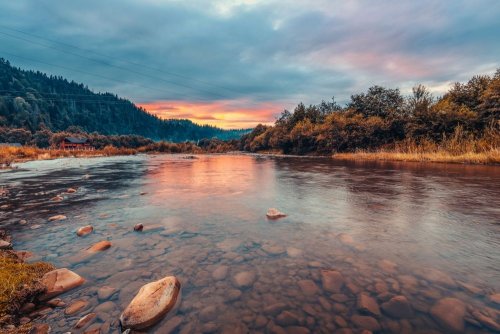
[1,154,499,333]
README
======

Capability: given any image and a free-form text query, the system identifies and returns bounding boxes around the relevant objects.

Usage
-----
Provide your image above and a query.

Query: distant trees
[0,58,249,142]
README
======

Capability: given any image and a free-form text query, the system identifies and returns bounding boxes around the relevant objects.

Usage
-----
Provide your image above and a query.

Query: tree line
[0,58,249,142]
[239,70,500,155]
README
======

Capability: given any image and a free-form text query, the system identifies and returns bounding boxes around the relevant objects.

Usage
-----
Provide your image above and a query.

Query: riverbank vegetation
[0,250,54,330]
[240,70,500,164]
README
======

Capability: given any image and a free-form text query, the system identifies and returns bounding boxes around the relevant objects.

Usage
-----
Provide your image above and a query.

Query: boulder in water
[120,276,181,330]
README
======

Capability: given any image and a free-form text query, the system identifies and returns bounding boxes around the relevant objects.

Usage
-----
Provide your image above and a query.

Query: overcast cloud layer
[0,0,499,128]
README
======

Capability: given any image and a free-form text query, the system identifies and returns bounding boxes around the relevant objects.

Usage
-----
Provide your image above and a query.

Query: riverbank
[0,231,55,333]
[333,149,500,165]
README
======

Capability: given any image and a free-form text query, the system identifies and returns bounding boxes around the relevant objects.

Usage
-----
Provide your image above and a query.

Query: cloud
[0,0,498,128]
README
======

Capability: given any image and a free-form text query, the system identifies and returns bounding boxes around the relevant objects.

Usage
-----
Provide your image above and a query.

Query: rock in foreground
[120,276,181,330]
[40,268,85,301]
[266,208,287,219]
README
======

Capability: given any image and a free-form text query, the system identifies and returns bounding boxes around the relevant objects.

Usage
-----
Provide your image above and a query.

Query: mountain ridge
[0,58,250,141]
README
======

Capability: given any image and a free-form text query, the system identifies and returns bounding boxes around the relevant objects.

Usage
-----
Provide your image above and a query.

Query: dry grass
[0,251,54,321]
[333,126,500,165]
[0,145,138,167]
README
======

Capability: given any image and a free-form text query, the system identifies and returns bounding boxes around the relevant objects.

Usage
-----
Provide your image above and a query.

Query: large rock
[321,270,345,293]
[266,208,287,219]
[40,268,85,301]
[357,293,381,317]
[76,225,93,237]
[120,276,181,330]
[430,298,466,333]
[381,295,413,318]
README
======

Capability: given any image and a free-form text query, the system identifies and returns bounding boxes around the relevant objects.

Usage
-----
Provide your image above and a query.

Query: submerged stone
[430,297,466,333]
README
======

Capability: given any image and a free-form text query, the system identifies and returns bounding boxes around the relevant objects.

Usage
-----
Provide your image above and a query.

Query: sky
[0,0,499,129]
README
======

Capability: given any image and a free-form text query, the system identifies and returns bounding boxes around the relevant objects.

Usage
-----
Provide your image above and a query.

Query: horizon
[0,0,499,129]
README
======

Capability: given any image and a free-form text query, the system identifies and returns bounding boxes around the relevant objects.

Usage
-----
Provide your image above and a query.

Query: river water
[1,154,499,333]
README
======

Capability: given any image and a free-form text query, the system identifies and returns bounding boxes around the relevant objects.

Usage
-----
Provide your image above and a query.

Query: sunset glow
[139,100,286,129]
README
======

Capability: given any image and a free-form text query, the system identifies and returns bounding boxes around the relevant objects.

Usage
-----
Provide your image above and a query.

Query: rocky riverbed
[0,155,499,333]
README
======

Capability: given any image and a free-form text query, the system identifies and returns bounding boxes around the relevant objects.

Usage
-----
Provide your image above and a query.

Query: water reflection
[1,154,499,333]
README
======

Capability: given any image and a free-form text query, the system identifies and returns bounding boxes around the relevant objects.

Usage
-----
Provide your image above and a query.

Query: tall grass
[333,126,500,164]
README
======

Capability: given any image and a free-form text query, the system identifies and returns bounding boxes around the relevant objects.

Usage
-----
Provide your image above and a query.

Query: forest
[239,70,499,158]
[0,58,248,142]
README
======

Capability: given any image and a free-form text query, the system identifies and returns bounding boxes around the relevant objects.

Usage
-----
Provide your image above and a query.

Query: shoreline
[2,147,500,168]
[332,150,500,165]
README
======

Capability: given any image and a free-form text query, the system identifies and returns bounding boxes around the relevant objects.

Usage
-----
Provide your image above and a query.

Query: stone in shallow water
[357,293,381,317]
[351,315,381,332]
[48,214,66,222]
[420,268,456,288]
[76,225,93,237]
[320,270,344,293]
[0,239,11,249]
[276,310,300,326]
[286,247,303,258]
[155,315,183,334]
[489,293,500,305]
[97,286,117,301]
[266,208,287,219]
[40,268,85,301]
[378,259,397,274]
[120,276,181,330]
[64,300,88,315]
[262,244,286,256]
[74,312,96,329]
[381,295,413,318]
[232,271,257,288]
[430,297,466,333]
[87,240,112,252]
[212,265,229,281]
[297,279,320,296]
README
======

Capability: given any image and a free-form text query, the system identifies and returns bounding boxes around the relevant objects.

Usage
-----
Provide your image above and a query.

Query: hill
[0,58,249,141]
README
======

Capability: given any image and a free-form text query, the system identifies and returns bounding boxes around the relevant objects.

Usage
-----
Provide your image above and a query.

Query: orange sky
[138,99,285,129]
